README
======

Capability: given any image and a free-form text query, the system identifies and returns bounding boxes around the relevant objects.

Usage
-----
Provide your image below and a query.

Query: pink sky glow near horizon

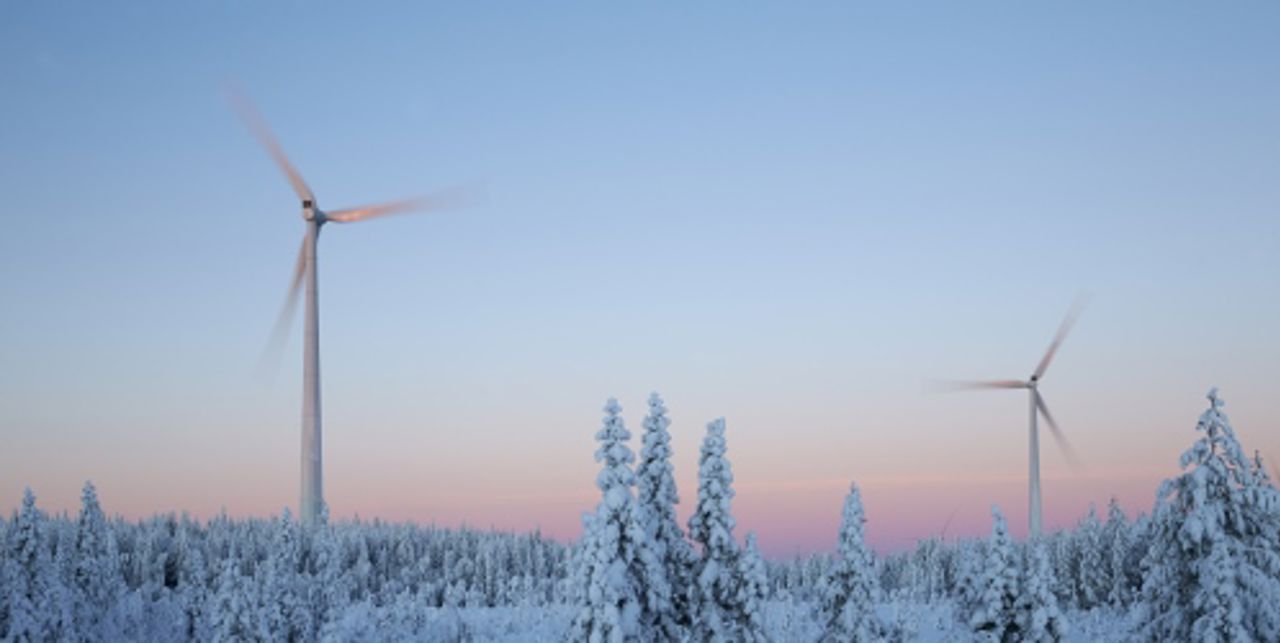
[6,385,1272,559]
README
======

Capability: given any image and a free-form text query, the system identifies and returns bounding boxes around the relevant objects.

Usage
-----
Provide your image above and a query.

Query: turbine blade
[325,184,480,224]
[1033,295,1089,381]
[257,236,307,377]
[1036,392,1081,468]
[932,379,1029,392]
[940,509,958,540]
[226,86,315,204]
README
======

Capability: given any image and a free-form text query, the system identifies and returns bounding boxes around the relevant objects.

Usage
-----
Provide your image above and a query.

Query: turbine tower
[947,300,1085,538]
[231,91,464,526]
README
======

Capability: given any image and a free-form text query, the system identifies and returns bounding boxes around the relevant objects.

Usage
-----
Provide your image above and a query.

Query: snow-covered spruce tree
[1071,505,1105,610]
[73,481,127,640]
[953,539,987,618]
[212,542,264,640]
[735,533,769,640]
[908,537,949,602]
[567,397,670,642]
[1101,497,1134,607]
[634,391,694,634]
[687,417,765,642]
[48,516,79,640]
[1017,540,1068,642]
[175,526,211,640]
[262,509,311,642]
[307,510,350,637]
[1134,388,1280,641]
[3,488,56,641]
[969,506,1021,641]
[819,482,883,642]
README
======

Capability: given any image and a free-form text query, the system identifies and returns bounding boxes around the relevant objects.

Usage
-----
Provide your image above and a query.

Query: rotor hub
[302,200,318,221]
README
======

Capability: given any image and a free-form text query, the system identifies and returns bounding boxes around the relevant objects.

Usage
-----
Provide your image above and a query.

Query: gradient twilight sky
[2,2,1278,557]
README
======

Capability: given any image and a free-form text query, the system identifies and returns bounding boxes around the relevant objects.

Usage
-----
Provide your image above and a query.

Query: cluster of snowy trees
[762,388,1280,641]
[3,388,1277,641]
[0,485,570,641]
[568,394,769,642]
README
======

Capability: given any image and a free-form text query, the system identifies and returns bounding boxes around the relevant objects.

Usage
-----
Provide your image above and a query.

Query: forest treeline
[2,389,1277,641]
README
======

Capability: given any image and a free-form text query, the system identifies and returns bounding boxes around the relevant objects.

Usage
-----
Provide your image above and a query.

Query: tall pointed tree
[1071,506,1104,610]
[568,398,670,642]
[74,481,126,639]
[633,391,692,635]
[820,482,883,642]
[688,417,763,642]
[4,489,55,641]
[1136,388,1280,641]
[1101,497,1134,607]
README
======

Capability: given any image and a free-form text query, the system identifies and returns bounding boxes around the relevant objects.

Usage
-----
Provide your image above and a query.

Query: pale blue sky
[2,2,1277,554]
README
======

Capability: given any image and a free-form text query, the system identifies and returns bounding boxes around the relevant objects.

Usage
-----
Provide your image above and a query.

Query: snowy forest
[3,389,1278,641]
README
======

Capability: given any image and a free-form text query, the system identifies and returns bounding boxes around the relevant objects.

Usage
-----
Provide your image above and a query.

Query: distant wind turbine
[230,89,470,526]
[944,300,1086,539]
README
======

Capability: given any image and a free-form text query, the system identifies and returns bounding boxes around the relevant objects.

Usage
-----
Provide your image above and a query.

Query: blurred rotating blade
[933,379,1030,392]
[1036,391,1081,468]
[257,236,307,377]
[325,184,480,224]
[1033,296,1089,381]
[226,86,315,204]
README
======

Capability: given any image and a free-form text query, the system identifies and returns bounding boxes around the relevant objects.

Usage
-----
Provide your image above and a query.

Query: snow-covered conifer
[175,527,210,640]
[567,398,670,642]
[687,417,763,642]
[1135,388,1280,641]
[307,518,349,636]
[735,533,769,641]
[73,481,126,639]
[969,506,1020,641]
[210,548,257,640]
[1017,540,1068,642]
[4,489,55,641]
[1072,505,1104,610]
[634,392,693,634]
[819,482,883,642]
[1101,497,1133,607]
[954,540,986,618]
[263,510,310,642]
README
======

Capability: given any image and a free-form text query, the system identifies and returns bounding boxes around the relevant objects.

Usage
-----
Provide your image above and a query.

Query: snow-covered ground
[316,601,1133,641]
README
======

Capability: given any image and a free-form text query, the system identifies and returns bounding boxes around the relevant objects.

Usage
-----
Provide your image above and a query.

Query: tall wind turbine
[231,91,464,526]
[947,301,1085,538]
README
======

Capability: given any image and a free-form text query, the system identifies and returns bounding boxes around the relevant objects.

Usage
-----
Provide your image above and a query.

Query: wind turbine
[946,301,1085,538]
[230,90,466,526]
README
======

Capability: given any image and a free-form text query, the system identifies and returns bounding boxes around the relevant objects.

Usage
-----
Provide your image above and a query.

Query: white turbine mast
[946,299,1086,539]
[230,90,467,526]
